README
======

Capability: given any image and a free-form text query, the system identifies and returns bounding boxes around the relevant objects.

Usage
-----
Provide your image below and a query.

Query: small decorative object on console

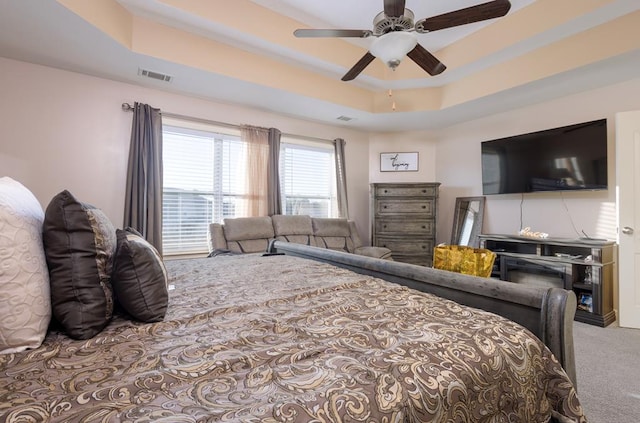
[578,293,593,313]
[519,226,549,239]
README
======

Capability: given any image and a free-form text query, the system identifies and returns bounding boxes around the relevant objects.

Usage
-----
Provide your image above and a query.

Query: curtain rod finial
[122,102,134,111]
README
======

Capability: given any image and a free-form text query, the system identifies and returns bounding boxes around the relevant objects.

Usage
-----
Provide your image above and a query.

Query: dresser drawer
[376,199,436,216]
[375,185,437,198]
[375,237,434,254]
[376,219,434,235]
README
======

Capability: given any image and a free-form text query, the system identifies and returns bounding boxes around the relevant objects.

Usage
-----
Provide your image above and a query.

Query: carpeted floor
[573,321,640,423]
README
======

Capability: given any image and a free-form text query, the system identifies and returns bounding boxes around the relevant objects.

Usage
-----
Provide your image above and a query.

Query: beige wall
[433,78,640,244]
[369,133,437,184]
[380,78,640,244]
[0,57,371,241]
[4,57,640,249]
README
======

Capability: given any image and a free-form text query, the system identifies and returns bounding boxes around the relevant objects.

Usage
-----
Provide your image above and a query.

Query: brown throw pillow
[43,190,116,339]
[112,228,168,322]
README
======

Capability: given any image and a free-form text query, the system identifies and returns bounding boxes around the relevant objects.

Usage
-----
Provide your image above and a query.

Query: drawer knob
[422,245,426,249]
[383,225,387,229]
[422,226,426,229]
[421,205,426,209]
[384,190,388,193]
[383,205,387,209]
[422,190,426,193]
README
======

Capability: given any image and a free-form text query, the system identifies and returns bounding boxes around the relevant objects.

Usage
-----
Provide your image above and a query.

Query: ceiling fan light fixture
[370,31,417,70]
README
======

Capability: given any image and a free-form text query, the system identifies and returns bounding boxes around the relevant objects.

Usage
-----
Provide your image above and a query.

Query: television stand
[479,234,616,327]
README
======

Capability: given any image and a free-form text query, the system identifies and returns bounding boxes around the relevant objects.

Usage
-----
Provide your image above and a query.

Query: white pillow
[0,177,51,353]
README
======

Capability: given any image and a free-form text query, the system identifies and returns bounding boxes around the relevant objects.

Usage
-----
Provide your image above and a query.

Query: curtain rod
[122,102,236,130]
[121,102,334,145]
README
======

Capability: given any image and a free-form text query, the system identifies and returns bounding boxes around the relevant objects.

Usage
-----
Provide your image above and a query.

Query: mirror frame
[451,196,486,248]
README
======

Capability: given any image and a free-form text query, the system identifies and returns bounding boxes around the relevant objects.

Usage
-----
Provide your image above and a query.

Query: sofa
[208,215,393,260]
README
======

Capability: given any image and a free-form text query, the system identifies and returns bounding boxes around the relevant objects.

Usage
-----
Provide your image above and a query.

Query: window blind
[162,125,246,255]
[280,141,337,218]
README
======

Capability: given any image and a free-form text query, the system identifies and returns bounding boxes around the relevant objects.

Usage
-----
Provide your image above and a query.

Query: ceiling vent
[138,68,173,83]
[336,115,354,122]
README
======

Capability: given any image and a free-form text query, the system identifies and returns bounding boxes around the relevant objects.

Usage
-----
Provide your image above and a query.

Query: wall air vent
[336,115,354,122]
[138,68,173,83]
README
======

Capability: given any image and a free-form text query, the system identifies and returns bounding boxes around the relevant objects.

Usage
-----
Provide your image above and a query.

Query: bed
[1,242,584,422]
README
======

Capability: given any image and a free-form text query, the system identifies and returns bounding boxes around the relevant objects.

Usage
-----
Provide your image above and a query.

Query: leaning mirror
[451,196,486,248]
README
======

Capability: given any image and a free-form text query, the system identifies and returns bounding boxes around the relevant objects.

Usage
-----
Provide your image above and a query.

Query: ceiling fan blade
[407,44,446,76]
[341,52,376,81]
[384,0,406,18]
[294,29,372,38]
[415,0,511,33]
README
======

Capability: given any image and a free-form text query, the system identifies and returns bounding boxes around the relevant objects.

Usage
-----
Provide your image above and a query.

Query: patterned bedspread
[0,254,585,422]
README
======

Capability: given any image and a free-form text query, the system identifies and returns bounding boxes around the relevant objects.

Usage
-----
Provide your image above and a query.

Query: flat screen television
[481,119,608,195]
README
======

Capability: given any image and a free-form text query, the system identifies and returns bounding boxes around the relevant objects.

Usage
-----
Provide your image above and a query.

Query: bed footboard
[269,241,577,386]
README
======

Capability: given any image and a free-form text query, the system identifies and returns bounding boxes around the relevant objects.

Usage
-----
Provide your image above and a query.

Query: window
[280,138,338,218]
[162,122,247,255]
[161,120,339,255]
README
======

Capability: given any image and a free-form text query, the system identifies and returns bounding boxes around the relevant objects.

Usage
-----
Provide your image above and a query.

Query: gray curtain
[124,102,163,254]
[268,128,282,216]
[334,138,349,218]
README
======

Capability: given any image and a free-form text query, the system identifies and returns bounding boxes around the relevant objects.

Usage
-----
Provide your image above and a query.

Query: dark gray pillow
[43,190,116,339]
[112,228,168,322]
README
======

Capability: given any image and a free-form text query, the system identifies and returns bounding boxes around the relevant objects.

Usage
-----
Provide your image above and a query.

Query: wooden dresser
[371,182,440,266]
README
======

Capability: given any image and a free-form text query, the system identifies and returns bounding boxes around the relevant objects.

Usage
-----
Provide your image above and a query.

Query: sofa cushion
[315,236,354,252]
[355,246,393,260]
[112,228,168,322]
[0,177,51,354]
[229,239,270,253]
[272,215,315,246]
[223,216,274,253]
[312,218,351,237]
[275,234,314,246]
[312,218,354,253]
[43,190,116,339]
[272,215,313,235]
[223,217,274,241]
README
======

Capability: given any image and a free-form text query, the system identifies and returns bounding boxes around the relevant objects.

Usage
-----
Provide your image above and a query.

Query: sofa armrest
[208,223,227,252]
[354,246,393,260]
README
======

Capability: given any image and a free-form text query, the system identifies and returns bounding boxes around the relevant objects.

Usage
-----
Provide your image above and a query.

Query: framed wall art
[380,152,419,172]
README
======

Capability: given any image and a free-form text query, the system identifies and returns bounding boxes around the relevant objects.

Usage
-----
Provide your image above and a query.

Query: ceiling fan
[294,0,512,81]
